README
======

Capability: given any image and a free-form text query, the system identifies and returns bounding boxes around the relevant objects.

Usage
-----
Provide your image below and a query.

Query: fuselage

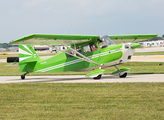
[24,40,139,73]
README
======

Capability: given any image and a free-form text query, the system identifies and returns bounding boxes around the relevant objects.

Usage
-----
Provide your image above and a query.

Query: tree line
[0,43,18,48]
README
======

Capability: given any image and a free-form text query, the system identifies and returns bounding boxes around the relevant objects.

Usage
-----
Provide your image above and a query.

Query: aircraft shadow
[6,74,138,83]
[7,76,88,83]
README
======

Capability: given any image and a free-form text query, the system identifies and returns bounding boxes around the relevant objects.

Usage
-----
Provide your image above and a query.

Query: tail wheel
[21,75,25,80]
[93,74,102,80]
[119,73,127,78]
[21,72,29,80]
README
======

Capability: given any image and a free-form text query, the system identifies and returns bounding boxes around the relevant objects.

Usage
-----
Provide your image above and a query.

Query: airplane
[8,34,157,80]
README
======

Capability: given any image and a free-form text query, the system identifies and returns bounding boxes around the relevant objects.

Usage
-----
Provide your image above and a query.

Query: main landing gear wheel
[119,73,127,78]
[93,74,102,80]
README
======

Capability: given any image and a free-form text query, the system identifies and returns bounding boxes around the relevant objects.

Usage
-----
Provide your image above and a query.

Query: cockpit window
[98,35,115,49]
[83,42,98,53]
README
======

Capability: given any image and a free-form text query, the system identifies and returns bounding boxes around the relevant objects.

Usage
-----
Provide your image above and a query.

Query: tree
[1,43,8,48]
[162,34,164,38]
[0,43,18,48]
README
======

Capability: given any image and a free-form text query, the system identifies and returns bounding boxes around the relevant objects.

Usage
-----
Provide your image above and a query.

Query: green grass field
[134,51,164,56]
[1,62,164,76]
[0,83,164,119]
[1,54,164,119]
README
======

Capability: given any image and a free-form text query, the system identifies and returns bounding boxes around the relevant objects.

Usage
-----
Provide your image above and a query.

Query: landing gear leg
[114,66,127,78]
[21,72,29,80]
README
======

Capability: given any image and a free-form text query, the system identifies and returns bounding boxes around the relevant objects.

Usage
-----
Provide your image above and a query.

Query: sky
[0,0,164,43]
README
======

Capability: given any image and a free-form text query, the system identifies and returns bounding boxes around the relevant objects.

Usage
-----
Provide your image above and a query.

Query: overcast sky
[0,0,164,43]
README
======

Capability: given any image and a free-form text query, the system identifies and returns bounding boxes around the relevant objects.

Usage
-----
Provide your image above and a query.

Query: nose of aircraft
[131,43,140,49]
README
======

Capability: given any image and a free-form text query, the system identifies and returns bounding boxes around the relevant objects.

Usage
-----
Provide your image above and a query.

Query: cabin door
[82,42,101,67]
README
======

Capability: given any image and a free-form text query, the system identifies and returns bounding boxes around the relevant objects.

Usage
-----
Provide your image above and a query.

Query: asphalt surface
[1,74,164,83]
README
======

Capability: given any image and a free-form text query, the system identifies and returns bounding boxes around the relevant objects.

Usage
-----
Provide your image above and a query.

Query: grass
[1,62,164,76]
[134,51,164,56]
[0,83,164,119]
[0,54,18,59]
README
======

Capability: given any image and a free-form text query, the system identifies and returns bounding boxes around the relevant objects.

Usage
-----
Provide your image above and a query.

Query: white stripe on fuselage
[36,49,122,72]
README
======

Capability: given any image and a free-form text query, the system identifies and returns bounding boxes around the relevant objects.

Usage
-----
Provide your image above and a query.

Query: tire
[119,73,127,78]
[21,75,25,80]
[93,74,102,80]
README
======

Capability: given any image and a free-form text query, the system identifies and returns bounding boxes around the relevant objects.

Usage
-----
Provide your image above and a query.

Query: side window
[97,39,107,49]
[83,44,91,53]
[90,42,98,52]
[83,42,98,53]
[65,45,82,58]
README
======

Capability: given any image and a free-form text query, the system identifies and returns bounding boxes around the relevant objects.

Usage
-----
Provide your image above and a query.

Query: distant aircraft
[8,34,157,79]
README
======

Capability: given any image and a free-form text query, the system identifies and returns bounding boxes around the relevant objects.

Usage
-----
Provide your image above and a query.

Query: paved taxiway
[1,74,164,83]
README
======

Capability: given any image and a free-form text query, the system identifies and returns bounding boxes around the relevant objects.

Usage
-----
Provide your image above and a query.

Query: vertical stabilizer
[19,45,41,63]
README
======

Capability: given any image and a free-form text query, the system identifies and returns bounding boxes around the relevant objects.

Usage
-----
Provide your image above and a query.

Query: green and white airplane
[9,34,157,80]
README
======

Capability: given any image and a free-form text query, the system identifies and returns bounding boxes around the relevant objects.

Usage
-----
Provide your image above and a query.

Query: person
[92,43,98,51]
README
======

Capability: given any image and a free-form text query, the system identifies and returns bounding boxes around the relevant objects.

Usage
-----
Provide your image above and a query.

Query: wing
[9,34,100,66]
[9,34,158,45]
[9,33,157,66]
[108,34,158,44]
[9,34,99,45]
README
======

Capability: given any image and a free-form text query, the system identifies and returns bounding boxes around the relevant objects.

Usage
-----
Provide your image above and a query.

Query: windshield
[98,35,115,48]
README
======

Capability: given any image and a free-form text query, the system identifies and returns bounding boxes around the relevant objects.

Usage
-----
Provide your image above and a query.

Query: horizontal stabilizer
[85,69,105,78]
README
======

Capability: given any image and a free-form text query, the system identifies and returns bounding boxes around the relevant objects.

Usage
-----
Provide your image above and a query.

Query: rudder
[19,45,40,63]
[19,45,41,72]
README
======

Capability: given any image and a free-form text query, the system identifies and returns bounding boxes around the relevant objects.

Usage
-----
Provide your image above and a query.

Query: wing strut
[46,44,90,63]
[132,38,137,43]
[56,40,98,66]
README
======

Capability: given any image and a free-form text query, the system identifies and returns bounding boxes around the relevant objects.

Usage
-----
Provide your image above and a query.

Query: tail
[19,45,40,63]
[19,45,41,72]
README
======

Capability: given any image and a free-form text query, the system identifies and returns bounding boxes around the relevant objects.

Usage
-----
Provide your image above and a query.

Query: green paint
[85,69,105,77]
[8,34,157,78]
[131,43,140,49]
[111,67,131,75]
[9,34,158,45]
